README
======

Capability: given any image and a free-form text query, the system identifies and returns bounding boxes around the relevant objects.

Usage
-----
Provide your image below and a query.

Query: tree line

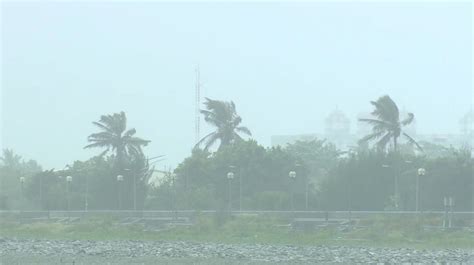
[0,95,471,211]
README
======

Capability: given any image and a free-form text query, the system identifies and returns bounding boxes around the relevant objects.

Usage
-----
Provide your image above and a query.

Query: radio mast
[195,66,201,144]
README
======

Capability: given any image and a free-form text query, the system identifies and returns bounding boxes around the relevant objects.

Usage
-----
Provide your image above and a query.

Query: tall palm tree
[359,95,422,152]
[84,112,150,169]
[195,98,252,151]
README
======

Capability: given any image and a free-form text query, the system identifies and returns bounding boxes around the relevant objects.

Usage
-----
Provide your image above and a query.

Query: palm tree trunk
[115,146,125,173]
[393,137,398,153]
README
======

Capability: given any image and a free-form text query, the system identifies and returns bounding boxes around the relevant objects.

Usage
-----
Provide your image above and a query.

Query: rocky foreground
[0,238,473,264]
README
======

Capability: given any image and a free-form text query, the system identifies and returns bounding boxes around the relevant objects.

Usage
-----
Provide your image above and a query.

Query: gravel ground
[0,238,473,264]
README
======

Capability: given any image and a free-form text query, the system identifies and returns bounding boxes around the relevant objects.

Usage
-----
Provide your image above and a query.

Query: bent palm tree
[195,98,252,151]
[359,95,422,152]
[84,112,150,169]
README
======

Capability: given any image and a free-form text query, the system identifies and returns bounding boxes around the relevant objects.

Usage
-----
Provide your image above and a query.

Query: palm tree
[84,111,150,169]
[195,98,252,151]
[359,95,422,152]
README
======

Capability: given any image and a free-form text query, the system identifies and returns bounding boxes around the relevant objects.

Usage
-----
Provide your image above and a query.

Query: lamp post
[20,176,25,211]
[84,174,89,212]
[382,160,416,210]
[416,168,426,213]
[289,170,296,213]
[123,168,137,211]
[66,176,72,216]
[39,173,43,210]
[171,172,177,220]
[229,165,241,212]
[227,171,234,213]
[382,164,399,210]
[117,175,124,210]
[295,163,308,211]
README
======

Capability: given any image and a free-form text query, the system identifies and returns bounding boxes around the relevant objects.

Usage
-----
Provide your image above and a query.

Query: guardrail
[1,210,473,220]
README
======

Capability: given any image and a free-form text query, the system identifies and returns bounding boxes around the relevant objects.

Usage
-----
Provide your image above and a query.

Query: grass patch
[1,215,472,249]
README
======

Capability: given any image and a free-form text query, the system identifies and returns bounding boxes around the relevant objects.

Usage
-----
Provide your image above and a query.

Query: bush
[253,191,290,210]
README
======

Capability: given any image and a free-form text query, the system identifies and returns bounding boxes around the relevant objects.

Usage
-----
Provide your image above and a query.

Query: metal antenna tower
[195,66,201,144]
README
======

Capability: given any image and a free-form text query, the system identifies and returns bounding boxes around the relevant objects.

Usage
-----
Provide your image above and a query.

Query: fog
[1,2,472,169]
[0,2,473,264]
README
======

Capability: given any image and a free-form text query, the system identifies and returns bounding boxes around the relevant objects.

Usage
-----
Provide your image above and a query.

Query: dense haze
[1,2,472,169]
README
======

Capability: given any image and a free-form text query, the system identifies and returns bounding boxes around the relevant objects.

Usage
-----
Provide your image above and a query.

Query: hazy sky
[1,2,472,169]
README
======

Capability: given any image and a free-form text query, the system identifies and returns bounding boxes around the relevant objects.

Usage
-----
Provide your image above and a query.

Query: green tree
[359,95,421,152]
[195,98,251,151]
[84,111,150,171]
[0,149,22,169]
[285,139,341,191]
[64,156,115,210]
[0,149,42,210]
[169,140,299,211]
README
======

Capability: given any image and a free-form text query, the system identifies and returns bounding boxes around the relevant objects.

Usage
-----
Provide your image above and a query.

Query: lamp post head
[117,175,124,181]
[289,171,296,179]
[417,168,426,176]
[66,176,72,182]
[227,172,234,180]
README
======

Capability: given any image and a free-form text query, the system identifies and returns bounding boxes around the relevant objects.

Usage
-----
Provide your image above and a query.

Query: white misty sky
[1,2,472,169]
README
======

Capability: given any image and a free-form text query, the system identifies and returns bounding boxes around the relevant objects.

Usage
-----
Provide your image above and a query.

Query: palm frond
[118,111,127,135]
[194,132,216,150]
[358,131,385,144]
[126,137,151,147]
[235,126,252,136]
[124,128,137,137]
[376,132,392,150]
[98,148,110,157]
[401,113,415,126]
[370,95,399,123]
[358,118,393,127]
[204,133,221,151]
[403,132,423,151]
[87,131,115,140]
[92,121,113,133]
[84,142,111,149]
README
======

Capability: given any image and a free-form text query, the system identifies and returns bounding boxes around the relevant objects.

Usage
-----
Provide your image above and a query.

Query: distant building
[271,109,471,151]
[325,109,350,136]
[148,170,168,188]
[272,109,356,150]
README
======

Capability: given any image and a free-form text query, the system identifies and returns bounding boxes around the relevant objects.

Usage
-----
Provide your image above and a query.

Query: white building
[271,109,471,151]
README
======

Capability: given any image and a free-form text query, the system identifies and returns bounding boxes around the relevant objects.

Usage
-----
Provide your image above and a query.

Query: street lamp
[382,161,418,211]
[171,172,177,220]
[66,176,72,215]
[382,164,399,210]
[227,171,234,213]
[295,163,309,210]
[124,168,137,212]
[289,171,296,213]
[20,177,25,210]
[84,173,89,212]
[416,168,426,213]
[117,175,124,210]
[229,165,242,212]
[289,171,296,179]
